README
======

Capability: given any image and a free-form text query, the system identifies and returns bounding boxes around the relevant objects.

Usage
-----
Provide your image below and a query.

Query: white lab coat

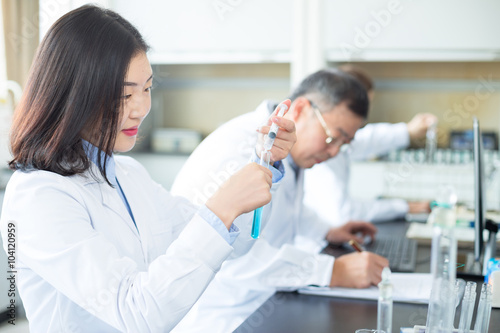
[303,122,410,227]
[0,156,233,333]
[171,101,334,333]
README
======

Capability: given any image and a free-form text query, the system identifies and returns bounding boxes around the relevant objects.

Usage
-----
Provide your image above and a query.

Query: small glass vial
[426,185,458,333]
[377,267,392,333]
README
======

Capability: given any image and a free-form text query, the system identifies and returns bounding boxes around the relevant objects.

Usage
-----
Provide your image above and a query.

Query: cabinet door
[324,0,500,61]
[111,0,292,63]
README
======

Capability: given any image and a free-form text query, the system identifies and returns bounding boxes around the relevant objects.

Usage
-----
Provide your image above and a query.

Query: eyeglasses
[309,101,352,150]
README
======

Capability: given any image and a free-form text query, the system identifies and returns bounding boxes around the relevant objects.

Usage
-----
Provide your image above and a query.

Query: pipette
[263,103,288,150]
[251,102,289,239]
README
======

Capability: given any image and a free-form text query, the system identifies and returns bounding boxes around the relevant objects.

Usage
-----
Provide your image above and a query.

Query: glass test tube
[458,281,476,333]
[474,283,493,333]
[251,150,271,239]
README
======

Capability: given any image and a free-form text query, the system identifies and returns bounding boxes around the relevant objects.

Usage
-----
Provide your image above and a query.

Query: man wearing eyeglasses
[170,69,388,333]
[303,65,436,228]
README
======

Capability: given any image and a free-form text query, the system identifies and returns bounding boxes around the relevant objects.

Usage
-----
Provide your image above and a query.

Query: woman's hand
[255,99,296,164]
[206,163,273,230]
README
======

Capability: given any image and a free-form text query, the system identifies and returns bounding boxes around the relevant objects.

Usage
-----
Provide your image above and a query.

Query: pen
[349,239,365,252]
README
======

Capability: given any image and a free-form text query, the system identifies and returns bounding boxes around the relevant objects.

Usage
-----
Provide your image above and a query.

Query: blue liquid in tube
[251,110,279,239]
[251,207,263,239]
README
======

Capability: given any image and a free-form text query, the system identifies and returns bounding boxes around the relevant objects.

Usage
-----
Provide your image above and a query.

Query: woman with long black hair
[0,5,295,332]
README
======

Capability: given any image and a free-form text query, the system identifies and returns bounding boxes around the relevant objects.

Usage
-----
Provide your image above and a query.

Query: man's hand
[408,200,431,214]
[325,221,377,244]
[255,99,296,164]
[330,252,389,288]
[407,113,438,141]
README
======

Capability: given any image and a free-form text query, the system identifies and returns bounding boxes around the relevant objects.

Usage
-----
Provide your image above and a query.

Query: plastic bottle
[426,185,458,333]
[377,267,393,333]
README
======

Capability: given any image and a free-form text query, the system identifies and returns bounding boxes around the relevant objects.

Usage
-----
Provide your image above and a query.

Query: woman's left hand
[255,99,296,164]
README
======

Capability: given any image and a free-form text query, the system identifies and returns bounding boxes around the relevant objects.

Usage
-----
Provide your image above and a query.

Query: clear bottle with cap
[377,267,392,333]
[426,185,458,333]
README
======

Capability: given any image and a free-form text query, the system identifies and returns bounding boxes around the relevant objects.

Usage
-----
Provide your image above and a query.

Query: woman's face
[114,52,153,152]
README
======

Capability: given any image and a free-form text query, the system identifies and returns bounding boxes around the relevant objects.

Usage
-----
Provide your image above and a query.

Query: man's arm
[349,122,410,161]
[341,198,409,224]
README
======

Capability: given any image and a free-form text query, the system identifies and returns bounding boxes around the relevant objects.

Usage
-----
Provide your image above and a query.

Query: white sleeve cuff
[307,254,334,287]
[177,214,233,272]
[394,122,410,149]
[197,205,240,245]
[250,151,285,183]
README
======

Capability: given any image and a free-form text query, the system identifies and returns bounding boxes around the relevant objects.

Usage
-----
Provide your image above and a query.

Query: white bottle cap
[378,267,392,299]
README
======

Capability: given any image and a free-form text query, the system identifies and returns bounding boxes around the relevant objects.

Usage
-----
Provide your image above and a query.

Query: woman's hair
[9,5,149,185]
[289,68,369,118]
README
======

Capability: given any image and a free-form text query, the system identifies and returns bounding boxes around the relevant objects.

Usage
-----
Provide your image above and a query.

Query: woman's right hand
[206,163,273,230]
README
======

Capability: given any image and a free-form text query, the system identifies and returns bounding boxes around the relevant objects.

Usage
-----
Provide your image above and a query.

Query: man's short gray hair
[289,69,369,118]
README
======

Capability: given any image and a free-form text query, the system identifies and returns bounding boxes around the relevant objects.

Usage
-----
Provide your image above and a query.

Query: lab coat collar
[254,100,277,119]
[265,100,279,115]
[286,155,300,175]
[82,161,143,239]
[77,141,145,246]
[115,160,153,262]
[81,139,117,187]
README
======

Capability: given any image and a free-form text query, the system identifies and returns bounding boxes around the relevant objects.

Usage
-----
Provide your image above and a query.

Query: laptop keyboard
[365,235,417,272]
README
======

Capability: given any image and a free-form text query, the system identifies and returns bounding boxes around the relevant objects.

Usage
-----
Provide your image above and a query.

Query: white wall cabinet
[111,0,500,63]
[324,0,500,62]
[39,0,500,63]
[110,0,292,64]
